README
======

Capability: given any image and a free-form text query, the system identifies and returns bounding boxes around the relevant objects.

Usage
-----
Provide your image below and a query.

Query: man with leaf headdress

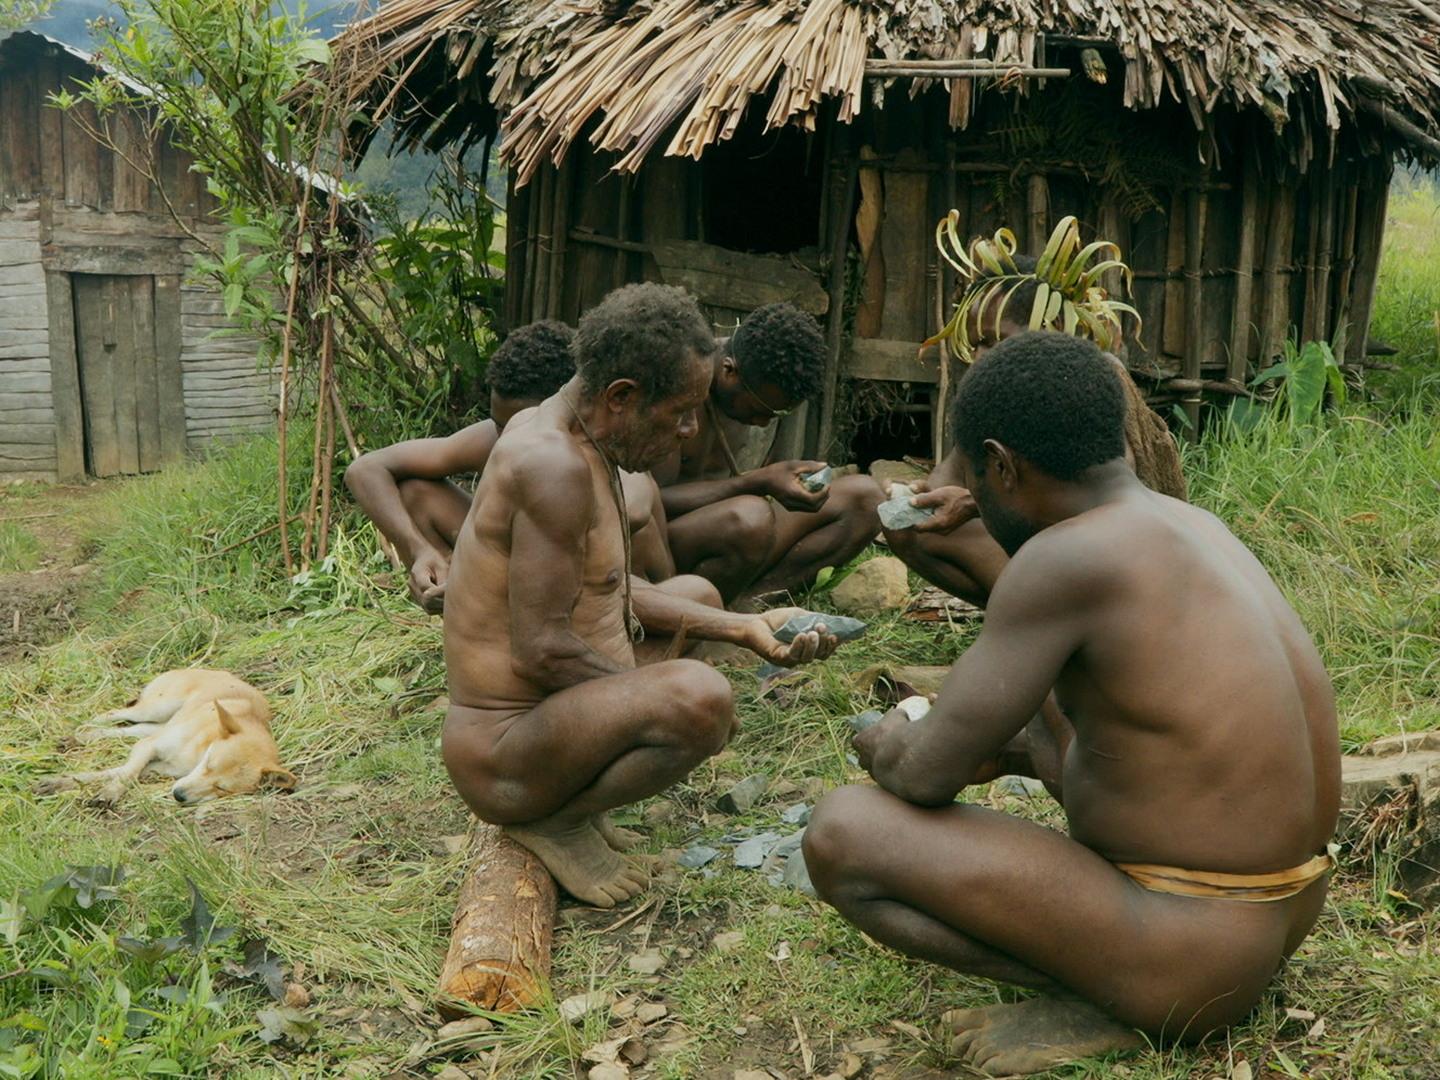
[882,217,1186,607]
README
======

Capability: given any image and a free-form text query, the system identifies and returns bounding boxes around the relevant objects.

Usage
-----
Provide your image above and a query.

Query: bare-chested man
[883,258,1187,608]
[655,303,883,603]
[344,321,672,612]
[803,332,1339,1075]
[444,284,842,907]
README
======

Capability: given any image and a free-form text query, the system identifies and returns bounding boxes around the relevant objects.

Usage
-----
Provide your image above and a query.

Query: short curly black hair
[952,331,1127,480]
[729,302,826,403]
[575,283,714,403]
[487,320,576,399]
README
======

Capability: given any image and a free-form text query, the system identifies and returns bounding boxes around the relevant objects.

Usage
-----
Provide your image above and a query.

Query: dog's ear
[215,702,243,736]
[258,766,297,793]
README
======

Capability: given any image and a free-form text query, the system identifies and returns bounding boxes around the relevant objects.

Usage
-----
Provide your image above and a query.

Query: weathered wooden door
[71,274,184,476]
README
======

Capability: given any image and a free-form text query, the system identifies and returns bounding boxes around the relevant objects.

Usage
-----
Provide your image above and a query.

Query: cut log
[437,823,558,1018]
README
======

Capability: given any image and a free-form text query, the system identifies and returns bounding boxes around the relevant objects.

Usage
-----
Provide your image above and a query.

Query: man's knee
[719,496,776,559]
[397,476,436,510]
[665,574,723,610]
[803,784,887,894]
[660,660,735,755]
[881,518,921,558]
[833,474,884,517]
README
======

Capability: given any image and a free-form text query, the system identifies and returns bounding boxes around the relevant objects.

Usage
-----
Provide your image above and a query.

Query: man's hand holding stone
[754,460,832,512]
[745,606,839,665]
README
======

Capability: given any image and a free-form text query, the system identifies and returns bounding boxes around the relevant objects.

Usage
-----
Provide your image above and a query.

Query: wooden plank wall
[0,204,55,480]
[179,276,274,449]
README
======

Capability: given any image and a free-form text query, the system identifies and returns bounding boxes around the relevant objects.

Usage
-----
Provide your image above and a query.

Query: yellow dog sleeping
[38,669,295,805]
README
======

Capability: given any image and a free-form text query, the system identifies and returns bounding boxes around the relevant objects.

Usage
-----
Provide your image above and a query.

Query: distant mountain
[19,0,366,49]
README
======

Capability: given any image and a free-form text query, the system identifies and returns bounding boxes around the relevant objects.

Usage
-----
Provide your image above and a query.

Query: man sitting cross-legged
[443,284,842,908]
[803,331,1339,1076]
[655,303,883,603]
[883,257,1187,608]
[344,320,673,612]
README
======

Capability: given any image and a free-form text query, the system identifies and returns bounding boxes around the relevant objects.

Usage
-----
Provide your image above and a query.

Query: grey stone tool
[800,466,833,492]
[877,483,937,531]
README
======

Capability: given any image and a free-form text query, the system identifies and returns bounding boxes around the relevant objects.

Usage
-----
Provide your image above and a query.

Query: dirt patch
[0,483,109,660]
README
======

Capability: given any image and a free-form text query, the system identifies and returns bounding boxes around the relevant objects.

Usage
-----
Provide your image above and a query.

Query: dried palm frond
[925,213,1141,363]
[329,0,1440,176]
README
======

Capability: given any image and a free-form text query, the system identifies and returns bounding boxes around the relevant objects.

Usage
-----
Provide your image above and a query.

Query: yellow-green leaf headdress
[925,213,1141,362]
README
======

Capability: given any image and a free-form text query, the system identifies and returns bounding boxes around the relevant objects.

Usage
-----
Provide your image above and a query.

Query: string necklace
[562,388,642,643]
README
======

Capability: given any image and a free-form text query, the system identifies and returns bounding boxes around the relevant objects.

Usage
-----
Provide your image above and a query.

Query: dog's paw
[89,785,126,808]
[35,776,78,796]
[74,727,107,744]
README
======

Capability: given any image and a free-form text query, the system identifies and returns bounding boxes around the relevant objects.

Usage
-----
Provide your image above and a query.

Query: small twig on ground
[596,895,658,936]
[202,516,304,560]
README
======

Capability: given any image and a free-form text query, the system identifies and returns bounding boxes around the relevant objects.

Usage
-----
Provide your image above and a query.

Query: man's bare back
[804,332,1339,1074]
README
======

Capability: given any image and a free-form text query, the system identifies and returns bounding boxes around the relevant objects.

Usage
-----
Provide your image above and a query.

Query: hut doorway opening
[846,381,938,472]
[70,273,185,477]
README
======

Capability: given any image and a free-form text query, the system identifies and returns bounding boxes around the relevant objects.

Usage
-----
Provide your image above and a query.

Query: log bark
[438,823,558,1018]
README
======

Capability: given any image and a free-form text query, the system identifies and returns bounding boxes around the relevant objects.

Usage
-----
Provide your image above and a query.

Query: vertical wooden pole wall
[816,151,859,458]
[545,157,573,316]
[1332,172,1360,346]
[1347,158,1392,361]
[1258,182,1293,369]
[1227,155,1259,385]
[1180,185,1206,436]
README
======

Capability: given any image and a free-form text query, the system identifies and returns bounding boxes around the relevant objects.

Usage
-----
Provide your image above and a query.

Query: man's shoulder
[1006,499,1150,591]
[491,420,592,489]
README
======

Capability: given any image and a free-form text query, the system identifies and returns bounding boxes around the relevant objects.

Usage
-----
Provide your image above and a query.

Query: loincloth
[1115,853,1334,902]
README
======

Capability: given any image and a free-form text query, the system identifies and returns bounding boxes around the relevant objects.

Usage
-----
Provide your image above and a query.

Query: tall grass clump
[0,520,42,572]
[1368,171,1440,404]
[1188,406,1440,745]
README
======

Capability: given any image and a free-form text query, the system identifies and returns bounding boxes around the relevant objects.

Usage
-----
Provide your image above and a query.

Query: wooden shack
[0,30,274,484]
[334,0,1440,462]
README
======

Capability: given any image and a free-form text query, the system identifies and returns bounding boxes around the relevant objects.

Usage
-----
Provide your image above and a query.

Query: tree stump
[1340,732,1440,909]
[437,823,557,1018]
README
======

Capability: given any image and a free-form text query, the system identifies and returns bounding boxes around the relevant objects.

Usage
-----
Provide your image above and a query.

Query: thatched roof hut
[333,0,1440,461]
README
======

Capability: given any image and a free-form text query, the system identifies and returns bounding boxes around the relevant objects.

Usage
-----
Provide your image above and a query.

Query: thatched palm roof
[332,0,1440,181]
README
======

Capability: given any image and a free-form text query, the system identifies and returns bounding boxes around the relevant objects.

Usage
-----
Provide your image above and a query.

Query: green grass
[0,521,41,573]
[2,410,1437,1078]
[1,184,1438,1075]
[1368,173,1440,403]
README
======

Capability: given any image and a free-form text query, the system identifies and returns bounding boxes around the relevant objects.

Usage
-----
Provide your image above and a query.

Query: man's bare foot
[594,814,645,852]
[504,818,649,908]
[943,997,1146,1076]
